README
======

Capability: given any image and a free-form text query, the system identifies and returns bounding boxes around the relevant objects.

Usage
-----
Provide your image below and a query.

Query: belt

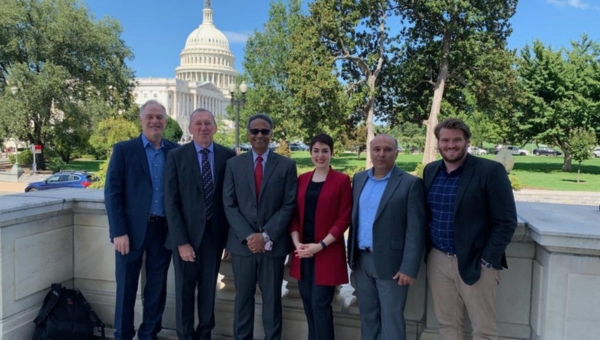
[434,247,456,257]
[148,215,166,223]
[360,247,373,253]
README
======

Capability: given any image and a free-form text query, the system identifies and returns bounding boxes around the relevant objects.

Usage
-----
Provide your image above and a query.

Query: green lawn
[292,151,600,192]
[63,159,103,172]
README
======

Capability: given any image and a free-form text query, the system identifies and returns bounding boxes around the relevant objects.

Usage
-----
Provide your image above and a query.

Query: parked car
[532,147,562,156]
[468,146,488,155]
[593,147,600,158]
[289,142,309,151]
[232,143,252,151]
[494,145,529,156]
[25,171,97,192]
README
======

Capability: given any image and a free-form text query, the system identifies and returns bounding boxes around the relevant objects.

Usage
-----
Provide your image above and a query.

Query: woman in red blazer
[290,133,352,340]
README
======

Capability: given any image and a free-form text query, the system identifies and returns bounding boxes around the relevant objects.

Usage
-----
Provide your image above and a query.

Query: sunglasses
[249,129,271,135]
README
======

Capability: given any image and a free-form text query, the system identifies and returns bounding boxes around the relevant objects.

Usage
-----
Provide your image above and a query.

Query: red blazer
[289,169,352,286]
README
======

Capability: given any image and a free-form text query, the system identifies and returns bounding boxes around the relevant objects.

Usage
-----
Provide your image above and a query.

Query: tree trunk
[577,166,580,183]
[365,104,375,169]
[561,153,572,172]
[422,32,451,165]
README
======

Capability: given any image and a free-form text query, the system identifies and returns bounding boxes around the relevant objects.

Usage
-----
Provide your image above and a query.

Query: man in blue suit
[105,100,179,340]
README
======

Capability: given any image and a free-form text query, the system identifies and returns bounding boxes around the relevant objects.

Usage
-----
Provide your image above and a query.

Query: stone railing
[0,189,598,339]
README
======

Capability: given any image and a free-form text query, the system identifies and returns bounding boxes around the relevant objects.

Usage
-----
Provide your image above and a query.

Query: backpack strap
[33,284,63,326]
[74,290,105,338]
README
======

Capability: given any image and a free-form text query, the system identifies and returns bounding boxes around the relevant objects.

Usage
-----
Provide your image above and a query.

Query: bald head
[370,134,398,149]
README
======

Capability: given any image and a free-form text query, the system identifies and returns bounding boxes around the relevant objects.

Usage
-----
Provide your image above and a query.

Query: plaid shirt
[427,163,464,254]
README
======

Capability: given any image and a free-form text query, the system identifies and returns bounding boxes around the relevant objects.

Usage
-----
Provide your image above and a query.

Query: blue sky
[84,0,598,78]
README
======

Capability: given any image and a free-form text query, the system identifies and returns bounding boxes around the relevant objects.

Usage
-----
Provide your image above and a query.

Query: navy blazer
[105,135,179,250]
[423,154,518,285]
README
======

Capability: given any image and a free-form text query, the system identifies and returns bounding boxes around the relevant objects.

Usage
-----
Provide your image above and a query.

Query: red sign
[34,144,42,154]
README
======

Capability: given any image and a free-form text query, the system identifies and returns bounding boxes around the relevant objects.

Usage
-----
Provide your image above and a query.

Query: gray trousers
[231,253,286,340]
[354,251,409,340]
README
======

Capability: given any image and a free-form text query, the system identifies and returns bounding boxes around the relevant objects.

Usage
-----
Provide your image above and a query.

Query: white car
[468,146,488,155]
[495,145,529,156]
[593,147,600,158]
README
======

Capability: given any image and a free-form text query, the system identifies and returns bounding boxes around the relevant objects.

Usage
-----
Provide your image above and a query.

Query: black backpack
[32,284,105,340]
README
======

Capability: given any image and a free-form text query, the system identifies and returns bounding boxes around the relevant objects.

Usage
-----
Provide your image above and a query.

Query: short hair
[247,113,273,130]
[434,118,472,140]
[189,108,215,127]
[139,100,166,118]
[309,133,334,153]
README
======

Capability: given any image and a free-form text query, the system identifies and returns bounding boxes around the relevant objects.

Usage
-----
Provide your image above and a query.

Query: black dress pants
[297,258,336,340]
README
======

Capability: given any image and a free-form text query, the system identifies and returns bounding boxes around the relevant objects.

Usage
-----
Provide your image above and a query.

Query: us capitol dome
[133,0,238,139]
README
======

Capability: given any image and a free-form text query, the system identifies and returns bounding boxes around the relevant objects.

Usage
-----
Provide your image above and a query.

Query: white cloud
[546,0,590,9]
[223,31,249,44]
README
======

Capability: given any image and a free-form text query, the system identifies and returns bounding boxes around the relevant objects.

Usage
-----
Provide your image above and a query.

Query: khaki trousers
[427,248,500,340]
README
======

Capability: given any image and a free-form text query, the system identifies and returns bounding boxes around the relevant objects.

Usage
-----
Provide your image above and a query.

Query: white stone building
[133,0,237,139]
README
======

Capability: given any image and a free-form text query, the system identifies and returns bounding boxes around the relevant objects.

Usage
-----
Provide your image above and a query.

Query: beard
[439,145,468,164]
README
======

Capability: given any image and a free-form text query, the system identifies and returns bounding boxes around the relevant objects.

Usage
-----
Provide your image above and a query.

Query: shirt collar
[141,133,164,150]
[367,166,394,181]
[193,141,214,154]
[440,160,464,176]
[252,148,270,162]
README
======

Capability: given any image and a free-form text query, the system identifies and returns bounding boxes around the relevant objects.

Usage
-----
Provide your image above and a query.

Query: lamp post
[10,86,22,174]
[228,81,248,154]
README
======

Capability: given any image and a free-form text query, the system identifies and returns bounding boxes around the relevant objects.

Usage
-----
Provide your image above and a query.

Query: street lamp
[228,81,248,154]
[10,86,22,174]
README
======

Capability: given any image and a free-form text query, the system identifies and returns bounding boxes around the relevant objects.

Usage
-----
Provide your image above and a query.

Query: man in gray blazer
[347,134,427,340]
[223,113,297,340]
[164,109,236,340]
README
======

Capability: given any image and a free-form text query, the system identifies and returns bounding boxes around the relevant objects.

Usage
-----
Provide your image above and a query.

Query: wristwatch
[480,258,492,268]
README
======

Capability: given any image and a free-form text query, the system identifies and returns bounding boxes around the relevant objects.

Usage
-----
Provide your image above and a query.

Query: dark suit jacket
[289,169,352,286]
[223,151,298,257]
[423,154,518,285]
[104,135,179,250]
[347,166,427,279]
[163,142,236,251]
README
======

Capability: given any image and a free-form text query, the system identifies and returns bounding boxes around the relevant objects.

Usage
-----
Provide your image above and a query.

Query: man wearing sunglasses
[223,113,298,340]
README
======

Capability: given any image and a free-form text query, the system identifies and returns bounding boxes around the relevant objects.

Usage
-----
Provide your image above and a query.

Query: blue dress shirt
[193,142,215,181]
[357,168,393,250]
[141,134,166,216]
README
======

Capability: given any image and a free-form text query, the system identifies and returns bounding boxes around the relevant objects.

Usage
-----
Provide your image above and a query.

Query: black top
[302,180,324,244]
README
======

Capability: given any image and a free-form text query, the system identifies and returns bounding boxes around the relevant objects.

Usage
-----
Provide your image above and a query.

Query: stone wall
[0,189,598,339]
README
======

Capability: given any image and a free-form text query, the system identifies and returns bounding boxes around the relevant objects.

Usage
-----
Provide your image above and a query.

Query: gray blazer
[347,166,427,279]
[223,151,298,257]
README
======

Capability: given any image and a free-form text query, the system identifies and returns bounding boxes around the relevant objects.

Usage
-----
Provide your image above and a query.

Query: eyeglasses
[249,129,271,135]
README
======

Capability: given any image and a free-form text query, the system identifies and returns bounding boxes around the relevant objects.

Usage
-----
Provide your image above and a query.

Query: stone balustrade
[0,189,598,339]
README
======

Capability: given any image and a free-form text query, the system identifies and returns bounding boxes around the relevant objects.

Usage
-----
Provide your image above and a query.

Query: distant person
[164,108,236,340]
[424,118,517,340]
[104,100,178,340]
[289,133,352,340]
[347,134,427,340]
[223,113,297,340]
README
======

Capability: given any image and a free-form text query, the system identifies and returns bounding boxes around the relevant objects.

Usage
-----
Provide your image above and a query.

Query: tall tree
[516,36,600,171]
[0,0,135,169]
[308,0,392,168]
[242,0,303,141]
[388,0,519,164]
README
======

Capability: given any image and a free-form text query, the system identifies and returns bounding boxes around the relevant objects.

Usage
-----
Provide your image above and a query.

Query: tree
[242,0,304,141]
[516,36,600,171]
[387,0,519,165]
[89,117,139,159]
[308,0,393,168]
[0,0,135,169]
[568,128,596,183]
[163,116,183,143]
